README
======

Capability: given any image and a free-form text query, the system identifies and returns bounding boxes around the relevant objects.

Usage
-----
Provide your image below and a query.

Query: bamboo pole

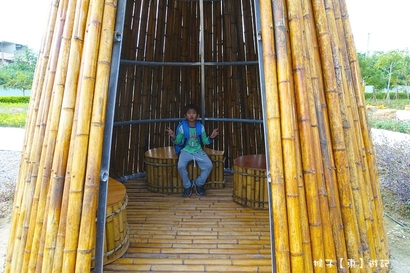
[46,4,81,272]
[324,1,377,270]
[285,0,329,271]
[271,0,305,271]
[20,0,71,271]
[259,0,290,271]
[311,1,364,271]
[338,0,389,263]
[4,1,58,271]
[59,0,105,271]
[75,1,118,270]
[30,0,91,270]
[300,0,350,267]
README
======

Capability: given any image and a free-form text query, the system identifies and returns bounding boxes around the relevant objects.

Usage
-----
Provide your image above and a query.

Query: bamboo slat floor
[102,177,273,272]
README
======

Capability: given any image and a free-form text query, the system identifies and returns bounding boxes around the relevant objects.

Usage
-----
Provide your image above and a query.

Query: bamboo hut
[6,0,390,272]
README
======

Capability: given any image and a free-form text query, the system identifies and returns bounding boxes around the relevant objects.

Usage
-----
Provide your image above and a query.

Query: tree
[0,46,37,96]
[374,50,404,102]
[358,53,386,90]
[358,50,410,102]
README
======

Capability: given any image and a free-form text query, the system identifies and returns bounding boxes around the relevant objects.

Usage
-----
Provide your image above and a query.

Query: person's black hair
[183,103,200,115]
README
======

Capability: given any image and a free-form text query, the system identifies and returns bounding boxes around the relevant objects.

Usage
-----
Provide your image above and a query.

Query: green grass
[0,102,28,128]
[366,98,410,110]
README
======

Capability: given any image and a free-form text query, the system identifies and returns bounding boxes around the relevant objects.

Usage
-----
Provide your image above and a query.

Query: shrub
[369,118,410,134]
[0,96,30,104]
[364,92,409,100]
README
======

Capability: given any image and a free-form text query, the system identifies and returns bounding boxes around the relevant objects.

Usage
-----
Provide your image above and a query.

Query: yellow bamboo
[339,0,389,264]
[254,171,260,209]
[27,0,91,272]
[259,0,290,271]
[300,0,350,266]
[172,157,178,193]
[337,1,389,270]
[285,0,330,271]
[4,1,58,271]
[164,158,169,193]
[22,0,72,271]
[325,2,378,271]
[73,0,117,270]
[57,0,106,271]
[311,1,364,271]
[272,0,304,271]
[105,201,115,261]
[246,168,252,207]
[10,19,61,273]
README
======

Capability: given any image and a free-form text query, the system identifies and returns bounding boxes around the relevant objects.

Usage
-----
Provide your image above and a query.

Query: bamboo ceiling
[6,0,389,272]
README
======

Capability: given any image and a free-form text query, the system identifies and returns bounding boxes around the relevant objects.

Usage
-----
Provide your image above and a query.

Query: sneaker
[195,184,205,196]
[183,181,194,197]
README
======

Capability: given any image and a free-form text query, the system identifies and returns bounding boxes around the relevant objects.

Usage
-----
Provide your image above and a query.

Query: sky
[0,0,409,54]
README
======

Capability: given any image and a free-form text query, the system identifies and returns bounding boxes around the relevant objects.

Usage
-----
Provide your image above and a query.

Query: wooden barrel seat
[93,178,130,266]
[233,154,268,209]
[144,146,225,193]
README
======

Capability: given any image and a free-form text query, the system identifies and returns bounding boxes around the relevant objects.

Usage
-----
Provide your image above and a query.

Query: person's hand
[210,128,219,139]
[166,127,175,139]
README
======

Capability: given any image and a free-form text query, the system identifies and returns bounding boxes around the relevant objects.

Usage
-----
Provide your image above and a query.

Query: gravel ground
[0,150,21,217]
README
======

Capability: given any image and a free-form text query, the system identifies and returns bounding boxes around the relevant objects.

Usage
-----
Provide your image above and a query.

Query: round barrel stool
[233,154,268,209]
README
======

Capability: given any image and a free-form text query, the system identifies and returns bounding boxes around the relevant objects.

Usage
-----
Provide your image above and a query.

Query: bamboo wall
[5,0,119,272]
[110,0,264,177]
[259,0,390,271]
[6,0,389,272]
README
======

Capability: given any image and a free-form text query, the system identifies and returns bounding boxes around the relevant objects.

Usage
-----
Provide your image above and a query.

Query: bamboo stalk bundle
[311,0,362,267]
[35,0,93,270]
[258,1,290,270]
[22,1,72,271]
[286,0,326,270]
[73,0,118,271]
[271,0,305,271]
[5,1,61,272]
[324,1,378,268]
[301,0,350,267]
[338,0,389,260]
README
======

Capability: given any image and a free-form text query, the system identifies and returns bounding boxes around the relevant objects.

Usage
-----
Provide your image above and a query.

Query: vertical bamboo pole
[4,0,58,271]
[74,0,117,271]
[301,0,350,266]
[324,1,376,270]
[285,0,332,271]
[339,0,389,263]
[272,0,304,271]
[21,0,71,271]
[10,18,61,273]
[25,0,91,271]
[259,0,290,271]
[311,1,363,270]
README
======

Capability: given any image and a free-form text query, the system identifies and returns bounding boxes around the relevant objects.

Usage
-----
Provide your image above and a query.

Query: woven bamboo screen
[6,0,389,272]
[110,0,264,177]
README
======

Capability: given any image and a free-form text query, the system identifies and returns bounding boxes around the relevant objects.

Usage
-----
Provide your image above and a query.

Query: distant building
[364,85,374,93]
[0,41,24,65]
